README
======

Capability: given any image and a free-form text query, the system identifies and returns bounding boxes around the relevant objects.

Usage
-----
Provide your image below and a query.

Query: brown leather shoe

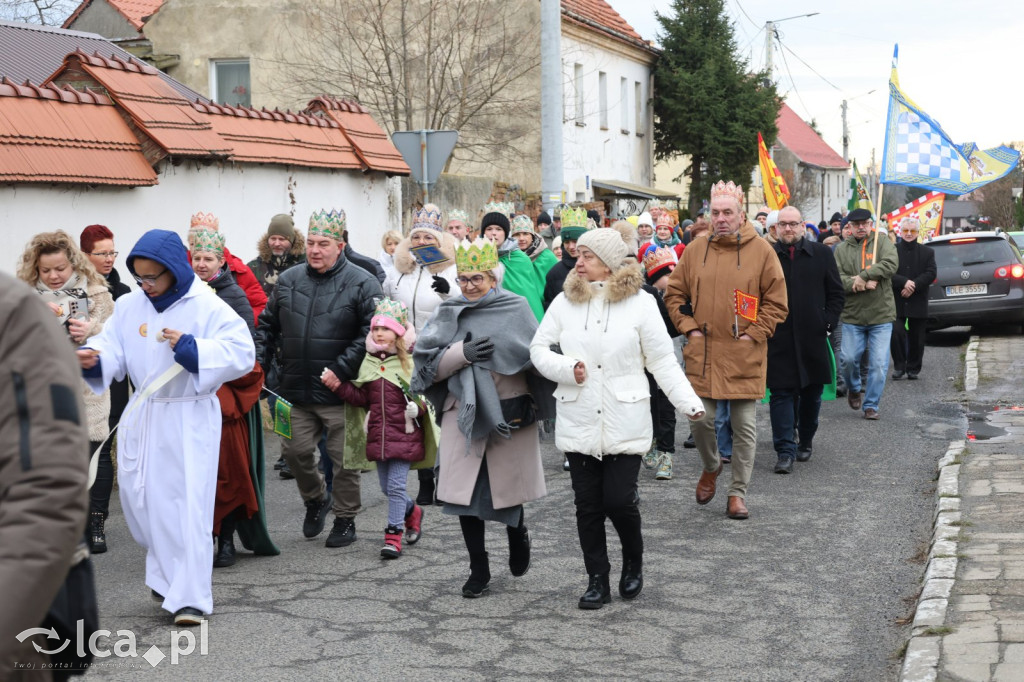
[864,408,879,420]
[695,462,723,505]
[847,391,863,411]
[727,496,749,520]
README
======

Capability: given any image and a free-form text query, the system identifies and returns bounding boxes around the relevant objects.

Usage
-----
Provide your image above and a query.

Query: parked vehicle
[1006,231,1024,252]
[926,231,1024,331]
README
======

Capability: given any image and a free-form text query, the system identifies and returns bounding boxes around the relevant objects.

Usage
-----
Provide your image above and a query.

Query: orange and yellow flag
[735,289,759,322]
[758,132,790,210]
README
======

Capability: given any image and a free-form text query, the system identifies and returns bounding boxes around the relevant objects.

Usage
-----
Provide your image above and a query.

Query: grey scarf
[412,288,541,445]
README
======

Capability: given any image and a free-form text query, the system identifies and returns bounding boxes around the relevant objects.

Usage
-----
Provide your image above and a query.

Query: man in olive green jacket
[833,208,899,420]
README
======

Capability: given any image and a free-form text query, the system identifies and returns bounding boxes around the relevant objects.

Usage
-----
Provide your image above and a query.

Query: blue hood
[127,229,196,312]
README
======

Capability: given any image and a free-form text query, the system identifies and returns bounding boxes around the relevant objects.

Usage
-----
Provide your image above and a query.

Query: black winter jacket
[345,244,386,284]
[209,266,255,336]
[891,240,936,319]
[255,253,382,405]
[104,267,131,301]
[543,249,577,309]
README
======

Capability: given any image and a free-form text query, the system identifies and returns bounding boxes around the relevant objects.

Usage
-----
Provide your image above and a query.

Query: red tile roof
[193,102,365,170]
[561,0,654,53]
[305,96,410,176]
[63,0,165,32]
[46,50,231,159]
[0,77,157,186]
[776,102,848,170]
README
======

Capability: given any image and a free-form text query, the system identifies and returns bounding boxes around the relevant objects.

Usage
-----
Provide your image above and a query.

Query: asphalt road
[84,329,972,681]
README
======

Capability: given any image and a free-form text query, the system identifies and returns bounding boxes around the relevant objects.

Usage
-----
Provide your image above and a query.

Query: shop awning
[591,179,679,200]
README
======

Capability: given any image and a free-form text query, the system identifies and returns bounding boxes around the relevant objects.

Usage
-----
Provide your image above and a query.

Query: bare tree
[0,0,77,25]
[270,0,540,170]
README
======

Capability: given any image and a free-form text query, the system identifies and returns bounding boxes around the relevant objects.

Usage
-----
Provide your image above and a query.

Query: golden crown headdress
[190,211,219,231]
[309,209,346,241]
[191,229,225,256]
[411,204,443,232]
[510,214,535,235]
[455,237,499,273]
[643,246,677,276]
[482,201,513,218]
[559,206,588,229]
[710,180,745,204]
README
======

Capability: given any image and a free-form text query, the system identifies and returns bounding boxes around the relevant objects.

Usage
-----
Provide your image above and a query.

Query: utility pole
[764,21,775,81]
[841,99,849,161]
[540,0,564,213]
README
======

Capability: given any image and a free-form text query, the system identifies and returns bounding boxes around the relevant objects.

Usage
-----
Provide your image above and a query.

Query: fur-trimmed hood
[563,262,644,305]
[392,231,457,275]
[256,229,306,262]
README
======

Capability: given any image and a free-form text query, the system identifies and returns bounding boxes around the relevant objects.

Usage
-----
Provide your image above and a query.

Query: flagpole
[872,183,885,263]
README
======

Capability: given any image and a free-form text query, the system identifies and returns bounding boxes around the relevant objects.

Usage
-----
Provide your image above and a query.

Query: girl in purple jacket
[331,299,426,558]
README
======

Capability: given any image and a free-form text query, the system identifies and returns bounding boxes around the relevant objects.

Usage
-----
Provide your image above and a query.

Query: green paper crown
[455,238,499,273]
[510,214,535,235]
[309,209,346,240]
[192,229,225,256]
[373,297,409,329]
[560,206,588,229]
[447,208,470,224]
[483,201,513,218]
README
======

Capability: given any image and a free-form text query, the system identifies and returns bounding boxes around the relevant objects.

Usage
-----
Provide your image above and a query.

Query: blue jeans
[769,384,823,460]
[841,322,892,412]
[715,400,732,456]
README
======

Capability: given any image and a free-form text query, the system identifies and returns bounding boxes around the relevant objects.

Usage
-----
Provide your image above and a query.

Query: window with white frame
[574,63,584,124]
[598,71,608,129]
[210,59,251,107]
[620,77,629,133]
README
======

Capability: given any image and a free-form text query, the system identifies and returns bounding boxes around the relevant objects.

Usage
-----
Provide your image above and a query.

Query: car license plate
[946,284,987,296]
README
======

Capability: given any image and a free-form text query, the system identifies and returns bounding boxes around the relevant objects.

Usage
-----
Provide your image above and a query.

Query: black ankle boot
[89,512,107,554]
[416,477,435,506]
[462,551,490,598]
[619,559,643,600]
[213,533,236,568]
[507,524,531,577]
[578,574,611,609]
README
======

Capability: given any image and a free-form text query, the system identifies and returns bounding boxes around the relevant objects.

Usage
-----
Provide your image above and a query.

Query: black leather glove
[431,275,450,295]
[463,333,494,363]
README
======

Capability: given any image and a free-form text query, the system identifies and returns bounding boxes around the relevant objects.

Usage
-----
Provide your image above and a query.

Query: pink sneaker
[405,504,423,545]
[381,527,402,559]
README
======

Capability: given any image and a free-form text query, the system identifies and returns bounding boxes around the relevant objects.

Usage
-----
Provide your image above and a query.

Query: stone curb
[899,438,967,682]
[964,335,980,392]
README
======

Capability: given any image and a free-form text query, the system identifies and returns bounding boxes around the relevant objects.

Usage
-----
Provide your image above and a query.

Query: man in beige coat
[0,273,90,679]
[665,181,789,519]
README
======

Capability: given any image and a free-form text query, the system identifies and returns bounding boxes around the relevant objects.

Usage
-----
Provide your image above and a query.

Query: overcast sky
[608,0,1023,173]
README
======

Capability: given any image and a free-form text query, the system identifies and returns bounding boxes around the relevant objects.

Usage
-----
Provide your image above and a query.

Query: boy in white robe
[78,229,254,626]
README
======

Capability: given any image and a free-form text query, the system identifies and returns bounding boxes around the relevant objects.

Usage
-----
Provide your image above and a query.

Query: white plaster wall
[793,168,850,223]
[0,161,400,280]
[561,33,653,202]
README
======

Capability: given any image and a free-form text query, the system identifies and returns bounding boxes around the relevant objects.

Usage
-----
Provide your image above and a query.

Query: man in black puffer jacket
[255,209,382,549]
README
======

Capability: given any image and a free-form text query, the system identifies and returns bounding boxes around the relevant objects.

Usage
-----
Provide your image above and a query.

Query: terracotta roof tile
[0,78,157,186]
[561,0,654,52]
[63,0,165,32]
[776,102,848,170]
[305,96,410,175]
[193,102,364,170]
[47,50,231,158]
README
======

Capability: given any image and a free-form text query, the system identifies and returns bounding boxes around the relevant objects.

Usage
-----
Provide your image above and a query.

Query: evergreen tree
[653,0,780,214]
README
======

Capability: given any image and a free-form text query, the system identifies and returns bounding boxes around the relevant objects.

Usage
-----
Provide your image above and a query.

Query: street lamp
[764,13,819,81]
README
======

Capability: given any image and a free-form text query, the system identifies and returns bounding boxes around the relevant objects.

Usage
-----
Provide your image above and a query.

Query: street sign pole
[420,130,429,202]
[392,130,459,205]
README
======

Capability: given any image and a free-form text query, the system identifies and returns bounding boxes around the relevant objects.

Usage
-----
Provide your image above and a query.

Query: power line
[732,0,761,30]
[777,39,813,121]
[778,42,842,92]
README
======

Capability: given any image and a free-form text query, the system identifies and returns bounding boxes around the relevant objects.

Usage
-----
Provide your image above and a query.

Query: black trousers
[891,316,927,374]
[647,373,676,453]
[566,452,642,576]
[89,377,130,517]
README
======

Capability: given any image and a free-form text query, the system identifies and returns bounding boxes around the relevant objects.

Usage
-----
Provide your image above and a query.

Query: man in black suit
[890,217,936,380]
[767,206,845,474]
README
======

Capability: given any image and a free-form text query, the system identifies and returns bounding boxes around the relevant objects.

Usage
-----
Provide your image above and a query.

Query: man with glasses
[767,207,845,473]
[833,208,899,420]
[890,217,936,380]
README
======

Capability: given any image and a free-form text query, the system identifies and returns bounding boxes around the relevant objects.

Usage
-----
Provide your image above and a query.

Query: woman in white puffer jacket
[530,228,704,611]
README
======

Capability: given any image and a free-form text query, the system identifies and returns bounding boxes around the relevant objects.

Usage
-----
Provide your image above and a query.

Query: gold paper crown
[643,246,677,276]
[372,298,409,329]
[710,180,745,204]
[190,211,219,231]
[455,237,499,273]
[655,211,675,227]
[309,209,346,241]
[510,214,535,235]
[447,208,470,225]
[560,206,588,229]
[192,229,225,256]
[482,201,513,218]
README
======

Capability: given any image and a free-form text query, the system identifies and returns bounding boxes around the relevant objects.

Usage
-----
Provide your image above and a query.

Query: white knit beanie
[578,228,628,271]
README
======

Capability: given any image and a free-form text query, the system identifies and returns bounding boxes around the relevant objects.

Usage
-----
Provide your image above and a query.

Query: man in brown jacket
[665,181,788,519]
[0,273,90,678]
